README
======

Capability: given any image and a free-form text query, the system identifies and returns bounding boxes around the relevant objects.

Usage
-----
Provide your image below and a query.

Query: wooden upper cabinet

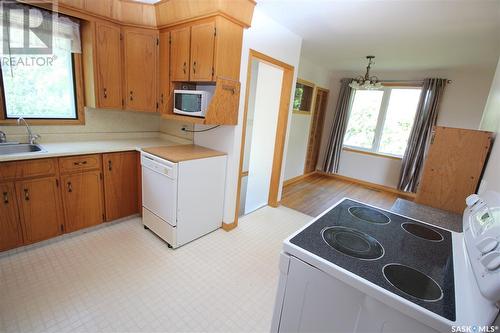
[16,177,63,244]
[0,182,23,252]
[213,16,243,81]
[61,171,104,233]
[167,17,243,83]
[159,30,170,114]
[123,27,159,113]
[190,21,215,82]
[95,22,123,109]
[103,152,140,221]
[170,27,191,82]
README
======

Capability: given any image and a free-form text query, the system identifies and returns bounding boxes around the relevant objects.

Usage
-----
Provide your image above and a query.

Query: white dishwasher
[140,150,226,248]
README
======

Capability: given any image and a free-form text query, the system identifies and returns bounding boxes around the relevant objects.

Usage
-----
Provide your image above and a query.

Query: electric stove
[272,195,500,333]
[289,199,456,320]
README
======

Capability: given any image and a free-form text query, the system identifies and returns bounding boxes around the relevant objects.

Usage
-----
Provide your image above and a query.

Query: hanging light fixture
[349,56,383,90]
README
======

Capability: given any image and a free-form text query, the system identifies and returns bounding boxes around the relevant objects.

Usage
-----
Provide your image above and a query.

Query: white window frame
[343,85,422,158]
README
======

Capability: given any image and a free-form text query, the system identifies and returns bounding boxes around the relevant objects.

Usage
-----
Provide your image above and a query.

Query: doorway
[235,50,295,221]
[305,87,329,173]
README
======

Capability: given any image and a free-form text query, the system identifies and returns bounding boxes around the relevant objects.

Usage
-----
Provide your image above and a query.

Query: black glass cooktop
[289,199,456,321]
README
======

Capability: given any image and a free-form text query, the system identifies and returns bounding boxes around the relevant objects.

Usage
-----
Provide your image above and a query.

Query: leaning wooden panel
[415,126,493,214]
[204,77,241,125]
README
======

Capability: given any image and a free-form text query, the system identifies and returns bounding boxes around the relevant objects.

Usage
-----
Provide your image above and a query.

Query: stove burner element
[322,226,384,260]
[383,264,443,302]
[401,222,444,242]
[348,206,390,225]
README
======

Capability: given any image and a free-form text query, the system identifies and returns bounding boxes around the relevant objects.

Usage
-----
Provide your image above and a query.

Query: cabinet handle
[193,61,196,74]
[183,62,186,74]
[67,182,72,193]
[73,161,88,166]
[129,91,134,101]
[3,191,8,204]
[160,93,164,105]
[24,188,29,201]
[103,88,107,99]
[108,160,112,171]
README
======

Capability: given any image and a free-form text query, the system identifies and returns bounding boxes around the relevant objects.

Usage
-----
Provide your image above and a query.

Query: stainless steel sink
[0,143,45,155]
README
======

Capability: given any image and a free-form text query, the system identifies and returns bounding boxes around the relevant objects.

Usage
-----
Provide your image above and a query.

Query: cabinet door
[159,30,170,114]
[190,21,215,82]
[0,182,23,252]
[170,27,190,81]
[95,22,123,109]
[123,28,158,112]
[61,171,104,233]
[16,177,63,244]
[103,152,139,221]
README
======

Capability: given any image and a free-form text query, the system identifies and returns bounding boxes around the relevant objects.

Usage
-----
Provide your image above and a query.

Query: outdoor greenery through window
[0,3,80,120]
[343,87,422,157]
[2,45,77,119]
[293,80,314,112]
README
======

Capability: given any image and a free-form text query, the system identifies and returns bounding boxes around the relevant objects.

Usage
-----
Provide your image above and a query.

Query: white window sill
[342,147,403,160]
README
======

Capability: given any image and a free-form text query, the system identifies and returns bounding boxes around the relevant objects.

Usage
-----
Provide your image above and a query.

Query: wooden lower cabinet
[103,151,140,221]
[0,182,23,252]
[61,170,105,233]
[0,151,142,252]
[16,177,64,244]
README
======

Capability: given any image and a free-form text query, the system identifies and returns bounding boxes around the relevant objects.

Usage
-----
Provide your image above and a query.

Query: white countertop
[0,137,187,162]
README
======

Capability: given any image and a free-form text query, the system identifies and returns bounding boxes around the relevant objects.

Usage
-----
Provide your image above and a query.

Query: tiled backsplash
[0,108,194,143]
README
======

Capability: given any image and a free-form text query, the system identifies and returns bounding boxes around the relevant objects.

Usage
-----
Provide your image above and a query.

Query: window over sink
[343,86,422,157]
[0,3,83,124]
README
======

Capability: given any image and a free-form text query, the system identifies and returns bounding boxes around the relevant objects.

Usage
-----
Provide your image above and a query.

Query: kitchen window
[343,86,422,157]
[0,3,83,124]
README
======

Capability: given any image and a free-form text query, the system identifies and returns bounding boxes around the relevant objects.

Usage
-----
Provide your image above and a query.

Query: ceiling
[256,0,500,71]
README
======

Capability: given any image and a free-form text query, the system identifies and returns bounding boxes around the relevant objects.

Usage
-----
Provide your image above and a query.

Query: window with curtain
[343,86,422,157]
[0,3,82,121]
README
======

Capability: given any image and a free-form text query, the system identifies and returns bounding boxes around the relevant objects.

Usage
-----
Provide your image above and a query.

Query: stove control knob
[476,237,499,254]
[466,194,481,208]
[480,251,500,271]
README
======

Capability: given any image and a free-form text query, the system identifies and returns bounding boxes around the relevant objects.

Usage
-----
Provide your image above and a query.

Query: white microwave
[173,90,212,118]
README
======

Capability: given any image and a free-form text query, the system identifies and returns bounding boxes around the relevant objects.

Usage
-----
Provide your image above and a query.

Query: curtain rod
[380,79,452,84]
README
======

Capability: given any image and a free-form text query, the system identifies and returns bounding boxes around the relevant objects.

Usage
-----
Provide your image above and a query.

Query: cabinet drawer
[59,154,102,174]
[0,158,57,181]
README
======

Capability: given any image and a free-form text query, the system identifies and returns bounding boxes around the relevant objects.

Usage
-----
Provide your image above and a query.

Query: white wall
[193,8,302,226]
[480,57,500,132]
[283,114,311,180]
[283,56,333,180]
[317,65,497,188]
[245,62,284,214]
[479,57,500,193]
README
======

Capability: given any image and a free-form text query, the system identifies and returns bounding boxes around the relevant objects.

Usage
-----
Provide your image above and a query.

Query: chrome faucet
[0,131,6,143]
[17,117,40,144]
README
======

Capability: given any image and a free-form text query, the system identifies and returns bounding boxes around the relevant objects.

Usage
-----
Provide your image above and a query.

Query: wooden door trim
[230,49,295,230]
[304,87,330,173]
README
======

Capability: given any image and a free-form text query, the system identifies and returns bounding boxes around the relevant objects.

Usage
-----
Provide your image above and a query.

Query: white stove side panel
[275,254,438,333]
